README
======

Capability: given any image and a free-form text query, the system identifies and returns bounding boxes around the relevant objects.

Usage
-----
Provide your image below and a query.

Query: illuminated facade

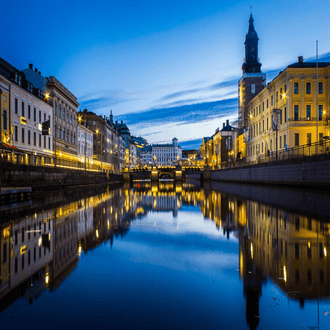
[200,121,236,168]
[247,57,330,163]
[77,123,93,164]
[0,58,53,164]
[152,138,182,166]
[22,65,79,159]
[0,74,10,145]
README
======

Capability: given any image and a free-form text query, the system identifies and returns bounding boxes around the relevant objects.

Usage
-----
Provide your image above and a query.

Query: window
[58,125,61,139]
[294,82,299,94]
[55,102,57,116]
[63,107,65,120]
[44,112,46,121]
[284,84,287,93]
[15,257,18,274]
[306,105,311,120]
[39,110,41,123]
[271,95,273,106]
[266,99,269,108]
[3,242,7,263]
[15,98,18,114]
[319,105,323,120]
[21,128,25,143]
[3,110,7,130]
[44,136,46,148]
[276,91,278,102]
[267,118,269,130]
[280,136,282,148]
[284,135,286,147]
[39,133,41,147]
[22,227,25,242]
[306,82,311,94]
[263,102,264,111]
[28,130,31,144]
[295,243,299,258]
[284,107,287,123]
[21,101,25,117]
[294,105,299,121]
[59,105,61,117]
[63,128,65,140]
[22,254,25,269]
[280,88,283,99]
[319,82,323,94]
[48,137,51,149]
[307,133,311,145]
[295,133,299,146]
[67,129,69,142]
[28,105,31,119]
[70,114,72,123]
[14,126,18,141]
[251,84,255,94]
[34,132,36,146]
[67,111,69,121]
[34,107,36,121]
[280,110,283,124]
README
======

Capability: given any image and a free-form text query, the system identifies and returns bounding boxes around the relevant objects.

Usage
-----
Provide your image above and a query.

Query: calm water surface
[0,182,330,330]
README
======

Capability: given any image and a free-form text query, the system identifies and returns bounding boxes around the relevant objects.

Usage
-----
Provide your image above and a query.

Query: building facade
[77,123,93,165]
[246,57,330,163]
[23,65,79,162]
[152,138,182,166]
[0,58,53,165]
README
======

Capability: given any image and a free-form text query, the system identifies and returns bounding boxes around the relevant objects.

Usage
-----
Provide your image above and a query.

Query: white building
[77,123,93,164]
[152,138,182,166]
[140,149,153,166]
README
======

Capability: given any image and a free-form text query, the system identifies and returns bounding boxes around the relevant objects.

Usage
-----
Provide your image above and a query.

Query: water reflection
[0,182,329,329]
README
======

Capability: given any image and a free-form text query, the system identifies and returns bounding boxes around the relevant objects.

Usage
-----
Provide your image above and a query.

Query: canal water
[0,181,330,329]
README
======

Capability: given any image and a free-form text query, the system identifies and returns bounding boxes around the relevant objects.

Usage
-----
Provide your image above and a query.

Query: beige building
[247,56,330,163]
[0,59,53,165]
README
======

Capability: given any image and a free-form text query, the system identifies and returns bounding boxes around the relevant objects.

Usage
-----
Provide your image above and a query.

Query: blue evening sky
[2,0,330,148]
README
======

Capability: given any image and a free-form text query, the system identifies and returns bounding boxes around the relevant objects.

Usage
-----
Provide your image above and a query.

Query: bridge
[122,166,207,182]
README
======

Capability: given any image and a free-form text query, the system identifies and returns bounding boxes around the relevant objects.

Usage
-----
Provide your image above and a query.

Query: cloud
[178,138,203,150]
[160,88,202,101]
[116,97,238,127]
[207,78,239,91]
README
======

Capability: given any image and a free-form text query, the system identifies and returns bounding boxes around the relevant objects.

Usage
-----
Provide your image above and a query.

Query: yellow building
[200,121,236,169]
[246,56,330,163]
[0,74,10,145]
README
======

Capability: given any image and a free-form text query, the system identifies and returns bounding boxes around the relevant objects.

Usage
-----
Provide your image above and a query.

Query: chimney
[38,71,41,75]
[223,123,225,128]
[29,63,33,70]
[35,68,38,72]
[121,120,123,125]
[226,120,229,126]
[298,56,303,64]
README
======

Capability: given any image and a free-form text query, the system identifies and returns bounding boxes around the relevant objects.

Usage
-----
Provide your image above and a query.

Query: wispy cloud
[116,98,238,127]
[160,88,202,101]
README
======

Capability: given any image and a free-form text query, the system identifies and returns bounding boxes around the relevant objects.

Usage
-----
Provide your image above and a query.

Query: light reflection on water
[0,182,329,330]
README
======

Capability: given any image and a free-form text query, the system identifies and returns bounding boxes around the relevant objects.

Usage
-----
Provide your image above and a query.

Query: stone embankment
[206,154,330,187]
[0,162,123,190]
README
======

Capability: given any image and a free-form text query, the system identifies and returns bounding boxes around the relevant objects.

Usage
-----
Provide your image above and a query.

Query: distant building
[152,138,182,166]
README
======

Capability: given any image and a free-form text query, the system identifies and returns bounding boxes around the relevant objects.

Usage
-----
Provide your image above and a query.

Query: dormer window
[15,73,18,83]
[18,75,22,86]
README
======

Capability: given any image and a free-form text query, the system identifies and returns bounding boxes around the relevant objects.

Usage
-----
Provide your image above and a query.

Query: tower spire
[242,13,261,74]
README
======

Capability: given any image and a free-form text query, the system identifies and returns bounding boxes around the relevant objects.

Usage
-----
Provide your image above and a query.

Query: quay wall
[208,156,330,186]
[0,163,123,189]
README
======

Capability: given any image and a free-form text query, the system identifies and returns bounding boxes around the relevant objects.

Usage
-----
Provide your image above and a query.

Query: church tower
[238,14,266,129]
